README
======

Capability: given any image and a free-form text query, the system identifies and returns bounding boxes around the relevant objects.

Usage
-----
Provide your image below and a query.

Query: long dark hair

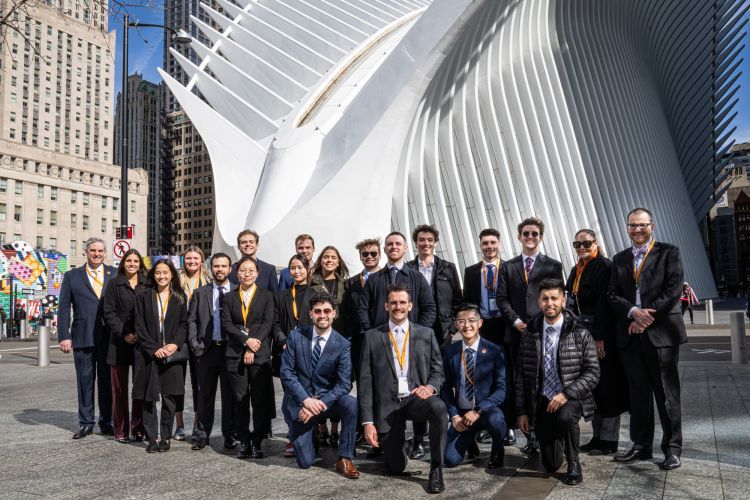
[117,248,147,281]
[312,245,349,279]
[288,253,310,285]
[147,258,186,304]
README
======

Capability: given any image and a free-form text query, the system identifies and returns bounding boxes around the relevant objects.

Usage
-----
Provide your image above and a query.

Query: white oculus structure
[159,0,747,297]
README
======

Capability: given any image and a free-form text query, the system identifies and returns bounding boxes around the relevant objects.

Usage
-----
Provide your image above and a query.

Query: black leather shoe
[561,461,582,485]
[329,433,340,448]
[467,441,480,459]
[487,446,505,469]
[367,446,382,458]
[410,438,426,459]
[427,467,445,494]
[191,438,207,450]
[658,454,681,470]
[98,424,115,436]
[157,440,171,452]
[251,441,264,459]
[72,426,93,439]
[224,436,236,450]
[503,429,516,446]
[589,440,619,456]
[520,438,539,455]
[580,437,600,452]
[316,425,331,448]
[145,441,158,453]
[237,443,252,459]
[614,446,653,462]
[476,430,492,444]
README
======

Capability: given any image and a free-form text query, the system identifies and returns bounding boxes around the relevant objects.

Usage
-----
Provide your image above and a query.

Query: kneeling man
[280,293,360,479]
[359,283,448,494]
[441,303,507,469]
[516,279,599,486]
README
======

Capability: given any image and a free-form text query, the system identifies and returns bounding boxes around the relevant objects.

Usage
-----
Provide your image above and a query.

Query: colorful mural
[0,241,68,314]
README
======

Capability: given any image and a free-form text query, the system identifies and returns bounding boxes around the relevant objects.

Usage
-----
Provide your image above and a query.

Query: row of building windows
[0,178,121,209]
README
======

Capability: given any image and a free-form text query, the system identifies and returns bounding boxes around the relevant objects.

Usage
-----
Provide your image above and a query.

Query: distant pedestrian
[0,305,6,338]
[680,282,698,325]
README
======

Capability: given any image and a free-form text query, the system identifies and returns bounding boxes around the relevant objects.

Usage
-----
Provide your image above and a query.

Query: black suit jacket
[341,274,366,338]
[58,265,116,348]
[565,254,613,341]
[221,285,275,359]
[358,322,444,434]
[272,285,313,344]
[608,241,688,348]
[407,255,463,339]
[357,265,437,333]
[187,282,237,357]
[229,258,278,292]
[497,254,563,344]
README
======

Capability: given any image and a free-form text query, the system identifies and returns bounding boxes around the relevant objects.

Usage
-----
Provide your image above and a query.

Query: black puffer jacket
[515,311,600,422]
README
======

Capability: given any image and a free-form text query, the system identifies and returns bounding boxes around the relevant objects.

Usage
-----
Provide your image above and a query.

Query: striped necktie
[312,335,324,371]
[543,326,558,399]
[464,347,475,402]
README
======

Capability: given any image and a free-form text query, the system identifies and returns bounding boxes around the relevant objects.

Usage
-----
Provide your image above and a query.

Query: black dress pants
[620,334,682,456]
[225,356,273,444]
[195,343,234,439]
[143,394,177,442]
[534,397,583,472]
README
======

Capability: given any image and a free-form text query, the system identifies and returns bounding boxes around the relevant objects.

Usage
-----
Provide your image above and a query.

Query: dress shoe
[157,440,171,452]
[561,461,582,486]
[224,436,237,450]
[250,441,264,459]
[366,446,382,459]
[355,430,365,444]
[191,438,207,450]
[237,443,252,459]
[589,440,619,456]
[658,454,681,470]
[329,433,340,448]
[316,425,331,447]
[476,429,492,444]
[487,446,505,469]
[145,441,159,453]
[173,427,186,441]
[410,438,426,459]
[520,438,539,455]
[503,429,516,446]
[283,442,296,457]
[614,446,653,463]
[116,437,130,444]
[336,457,361,479]
[72,426,93,439]
[467,441,481,459]
[132,434,145,442]
[427,467,445,494]
[580,437,600,452]
[98,424,115,436]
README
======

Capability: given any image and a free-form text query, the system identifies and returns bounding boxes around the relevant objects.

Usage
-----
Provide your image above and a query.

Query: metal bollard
[37,326,50,367]
[729,312,748,365]
[20,319,28,339]
[706,299,714,325]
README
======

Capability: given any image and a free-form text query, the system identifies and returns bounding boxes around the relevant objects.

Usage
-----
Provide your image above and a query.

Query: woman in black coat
[565,229,628,455]
[221,256,275,460]
[133,258,188,453]
[102,249,149,443]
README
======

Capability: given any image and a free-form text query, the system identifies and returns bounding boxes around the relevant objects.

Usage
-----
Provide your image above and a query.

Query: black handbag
[162,342,189,365]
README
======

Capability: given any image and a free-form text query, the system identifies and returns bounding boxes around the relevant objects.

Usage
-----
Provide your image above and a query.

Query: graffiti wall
[0,241,68,314]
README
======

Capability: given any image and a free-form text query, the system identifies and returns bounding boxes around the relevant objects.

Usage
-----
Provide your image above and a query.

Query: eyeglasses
[627,223,652,230]
[456,318,481,326]
[312,308,333,314]
[572,240,596,249]
[238,269,257,275]
[360,251,378,258]
[522,231,540,238]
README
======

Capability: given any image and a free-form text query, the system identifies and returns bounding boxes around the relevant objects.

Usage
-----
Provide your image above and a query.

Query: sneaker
[173,427,186,441]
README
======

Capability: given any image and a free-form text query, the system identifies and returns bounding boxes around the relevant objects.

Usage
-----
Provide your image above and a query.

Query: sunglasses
[521,231,540,238]
[572,240,596,249]
[312,308,333,314]
[360,251,378,258]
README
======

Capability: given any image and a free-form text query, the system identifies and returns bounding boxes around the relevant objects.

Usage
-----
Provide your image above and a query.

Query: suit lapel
[638,242,660,284]
[513,257,526,285]
[79,266,97,299]
[474,339,487,391]
[408,322,417,382]
[379,327,398,379]
[316,332,337,372]
[150,290,161,342]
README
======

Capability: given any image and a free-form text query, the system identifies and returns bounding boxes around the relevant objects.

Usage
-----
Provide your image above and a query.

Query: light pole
[119,14,190,239]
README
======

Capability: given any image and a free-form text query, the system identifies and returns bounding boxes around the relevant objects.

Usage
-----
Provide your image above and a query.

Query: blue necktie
[543,326,558,399]
[464,348,475,402]
[212,286,225,341]
[486,263,496,299]
[389,266,398,284]
[312,336,324,371]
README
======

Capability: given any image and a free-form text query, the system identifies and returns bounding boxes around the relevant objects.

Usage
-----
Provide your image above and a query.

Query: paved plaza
[1,325,749,499]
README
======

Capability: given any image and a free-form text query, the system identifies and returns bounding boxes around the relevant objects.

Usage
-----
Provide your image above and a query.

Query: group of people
[57,207,688,493]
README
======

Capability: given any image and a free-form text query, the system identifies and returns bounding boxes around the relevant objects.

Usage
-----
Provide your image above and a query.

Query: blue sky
[111,4,750,144]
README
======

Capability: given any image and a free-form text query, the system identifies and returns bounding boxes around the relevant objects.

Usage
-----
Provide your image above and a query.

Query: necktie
[524,257,534,277]
[543,326,558,399]
[464,347,475,402]
[312,335,324,371]
[486,263,496,299]
[212,286,225,341]
[88,267,103,298]
[389,266,398,284]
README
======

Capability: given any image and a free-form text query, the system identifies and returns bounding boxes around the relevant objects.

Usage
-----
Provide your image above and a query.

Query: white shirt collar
[213,281,229,291]
[482,257,499,266]
[86,264,103,274]
[388,260,404,270]
[388,319,409,334]
[418,255,435,267]
[632,237,654,252]
[543,315,564,334]
[313,327,332,342]
[462,335,481,351]
[521,251,540,262]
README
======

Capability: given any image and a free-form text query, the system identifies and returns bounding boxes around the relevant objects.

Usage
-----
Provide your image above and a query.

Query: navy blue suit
[280,326,357,469]
[229,258,278,292]
[440,337,507,466]
[58,265,116,428]
[278,268,294,290]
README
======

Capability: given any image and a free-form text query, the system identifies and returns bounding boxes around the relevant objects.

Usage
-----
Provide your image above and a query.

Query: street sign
[113,239,131,259]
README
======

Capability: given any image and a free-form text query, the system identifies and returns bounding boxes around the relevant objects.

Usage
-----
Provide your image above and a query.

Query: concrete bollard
[729,312,748,365]
[38,326,50,367]
[19,319,28,339]
[706,299,714,325]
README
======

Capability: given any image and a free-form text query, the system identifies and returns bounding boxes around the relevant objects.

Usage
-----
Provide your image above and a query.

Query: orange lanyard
[572,248,598,295]
[157,291,170,338]
[462,348,475,386]
[481,259,498,290]
[633,239,656,287]
[86,267,103,287]
[239,285,256,325]
[388,326,410,371]
[291,284,299,321]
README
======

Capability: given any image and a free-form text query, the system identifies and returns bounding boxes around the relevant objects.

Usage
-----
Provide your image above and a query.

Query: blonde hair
[179,245,211,289]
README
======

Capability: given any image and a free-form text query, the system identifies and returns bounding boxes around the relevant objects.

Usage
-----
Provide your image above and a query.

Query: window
[0,204,6,221]
[50,211,57,227]
[10,112,16,122]
[101,196,107,209]
[49,237,57,250]
[70,240,77,254]
[37,208,44,224]
[51,187,58,200]
[100,218,106,232]
[83,193,89,206]
[14,180,22,195]
[0,178,6,192]
[82,215,89,230]
[71,190,77,203]
[113,198,118,211]
[13,233,21,241]
[37,185,44,198]
[71,213,77,227]
[131,200,136,213]
[0,232,5,243]
[14,206,22,222]
[36,236,43,249]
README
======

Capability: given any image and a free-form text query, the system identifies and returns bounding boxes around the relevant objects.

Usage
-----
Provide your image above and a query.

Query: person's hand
[302,397,327,415]
[299,407,314,424]
[517,415,529,434]
[364,423,379,448]
[245,338,261,352]
[628,322,643,335]
[516,322,527,332]
[547,392,568,413]
[632,308,656,328]
[163,343,178,356]
[243,351,255,365]
[154,347,168,359]
[59,339,72,353]
[595,340,605,359]
[123,333,137,345]
[411,385,434,400]
[451,416,468,432]
[462,410,479,427]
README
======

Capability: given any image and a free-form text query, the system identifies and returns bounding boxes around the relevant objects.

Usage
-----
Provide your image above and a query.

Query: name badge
[635,286,641,308]
[489,299,498,312]
[398,375,409,396]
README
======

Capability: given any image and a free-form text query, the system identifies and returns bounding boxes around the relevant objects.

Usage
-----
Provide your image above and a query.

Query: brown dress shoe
[335,458,361,479]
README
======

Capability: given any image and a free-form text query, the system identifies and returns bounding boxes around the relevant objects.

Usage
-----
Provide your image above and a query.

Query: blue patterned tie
[464,348,475,402]
[543,326,558,399]
[486,264,496,299]
[312,335,324,371]
[390,265,398,284]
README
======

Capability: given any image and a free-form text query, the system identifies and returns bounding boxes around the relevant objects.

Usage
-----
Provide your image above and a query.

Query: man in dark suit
[188,253,237,451]
[609,208,687,471]
[278,234,315,290]
[359,283,448,494]
[357,231,436,333]
[441,303,507,469]
[229,229,278,291]
[497,217,563,450]
[280,293,360,479]
[58,237,115,438]
[463,228,505,346]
